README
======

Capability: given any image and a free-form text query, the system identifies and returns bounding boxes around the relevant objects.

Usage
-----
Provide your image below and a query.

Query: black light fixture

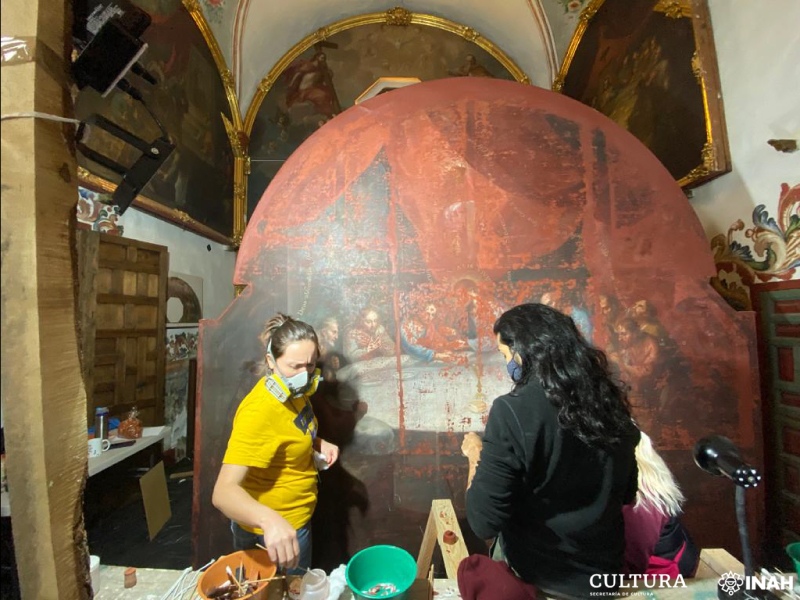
[694,435,762,489]
[694,435,775,600]
[71,0,174,215]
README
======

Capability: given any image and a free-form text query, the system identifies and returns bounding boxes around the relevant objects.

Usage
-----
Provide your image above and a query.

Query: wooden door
[77,231,169,426]
[752,280,800,565]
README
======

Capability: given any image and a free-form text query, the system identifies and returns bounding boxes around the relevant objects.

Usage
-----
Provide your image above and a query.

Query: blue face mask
[506,358,522,383]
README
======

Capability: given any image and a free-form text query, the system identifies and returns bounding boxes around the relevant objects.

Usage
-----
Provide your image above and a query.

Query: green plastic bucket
[345,545,417,599]
[786,542,800,577]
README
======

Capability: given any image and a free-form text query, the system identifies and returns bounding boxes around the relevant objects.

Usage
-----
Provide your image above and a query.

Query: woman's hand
[212,464,300,567]
[258,511,300,569]
[318,438,340,467]
[461,432,483,460]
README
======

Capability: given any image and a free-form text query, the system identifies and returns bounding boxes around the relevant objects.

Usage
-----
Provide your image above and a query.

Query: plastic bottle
[299,568,329,600]
[94,407,109,440]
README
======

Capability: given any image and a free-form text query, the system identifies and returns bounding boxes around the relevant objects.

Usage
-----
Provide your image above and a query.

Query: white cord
[159,566,192,600]
[1,111,82,124]
[163,559,215,600]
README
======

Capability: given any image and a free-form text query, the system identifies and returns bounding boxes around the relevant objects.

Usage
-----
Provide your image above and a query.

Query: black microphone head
[694,435,762,488]
[694,435,734,476]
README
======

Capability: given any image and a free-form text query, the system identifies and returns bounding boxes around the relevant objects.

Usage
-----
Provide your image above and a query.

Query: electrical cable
[1,111,82,124]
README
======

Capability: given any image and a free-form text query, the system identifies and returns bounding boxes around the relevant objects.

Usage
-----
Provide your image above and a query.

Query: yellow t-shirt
[223,376,319,533]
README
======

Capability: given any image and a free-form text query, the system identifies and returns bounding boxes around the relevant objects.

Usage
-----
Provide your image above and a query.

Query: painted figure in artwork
[450,54,495,78]
[317,316,346,382]
[453,280,505,352]
[401,300,469,364]
[345,307,395,362]
[284,51,342,118]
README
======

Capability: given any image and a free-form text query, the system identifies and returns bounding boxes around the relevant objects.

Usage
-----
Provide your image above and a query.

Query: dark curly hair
[493,303,633,448]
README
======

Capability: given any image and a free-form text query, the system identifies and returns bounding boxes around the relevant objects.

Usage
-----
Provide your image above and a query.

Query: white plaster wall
[690,0,800,263]
[121,209,237,319]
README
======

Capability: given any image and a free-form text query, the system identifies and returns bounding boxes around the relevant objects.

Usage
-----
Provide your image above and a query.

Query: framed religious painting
[244,8,527,221]
[554,0,731,189]
[74,0,235,244]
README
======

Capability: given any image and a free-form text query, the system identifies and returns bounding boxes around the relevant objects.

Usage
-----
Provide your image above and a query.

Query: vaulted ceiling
[194,0,589,116]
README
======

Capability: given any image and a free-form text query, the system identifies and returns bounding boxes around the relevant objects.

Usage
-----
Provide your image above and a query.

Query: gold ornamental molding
[181,0,243,131]
[684,141,715,182]
[552,0,605,93]
[654,0,692,18]
[77,167,233,245]
[182,0,248,243]
[385,7,413,25]
[243,8,530,135]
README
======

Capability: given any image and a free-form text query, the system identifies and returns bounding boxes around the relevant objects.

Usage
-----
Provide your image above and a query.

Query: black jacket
[466,379,640,599]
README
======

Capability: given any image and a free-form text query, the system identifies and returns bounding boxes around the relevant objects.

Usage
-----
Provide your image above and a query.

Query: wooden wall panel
[752,280,800,566]
[77,232,168,426]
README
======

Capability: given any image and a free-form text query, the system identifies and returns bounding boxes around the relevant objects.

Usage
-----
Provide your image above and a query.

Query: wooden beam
[416,499,470,580]
[1,0,90,596]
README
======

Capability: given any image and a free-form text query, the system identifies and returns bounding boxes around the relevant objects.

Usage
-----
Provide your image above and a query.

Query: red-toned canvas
[194,78,759,568]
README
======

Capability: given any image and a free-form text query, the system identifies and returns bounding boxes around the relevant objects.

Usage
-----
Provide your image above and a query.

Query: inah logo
[718,572,744,595]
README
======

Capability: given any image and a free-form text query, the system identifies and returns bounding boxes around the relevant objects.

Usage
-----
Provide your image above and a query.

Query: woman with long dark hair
[461,303,640,600]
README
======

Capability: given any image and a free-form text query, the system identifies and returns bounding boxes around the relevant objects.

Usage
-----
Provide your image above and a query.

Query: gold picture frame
[553,0,731,189]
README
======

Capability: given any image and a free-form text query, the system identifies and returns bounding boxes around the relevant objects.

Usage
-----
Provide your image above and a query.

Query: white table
[1,427,170,518]
[89,426,169,478]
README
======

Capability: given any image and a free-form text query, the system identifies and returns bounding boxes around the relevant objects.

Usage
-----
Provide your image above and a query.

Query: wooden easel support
[416,499,470,580]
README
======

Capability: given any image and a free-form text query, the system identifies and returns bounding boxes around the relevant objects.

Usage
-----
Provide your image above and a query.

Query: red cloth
[623,504,669,575]
[457,555,538,600]
[647,543,685,578]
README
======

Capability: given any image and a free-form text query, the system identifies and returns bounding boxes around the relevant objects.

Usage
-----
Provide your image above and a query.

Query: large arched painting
[246,20,519,219]
[196,78,760,569]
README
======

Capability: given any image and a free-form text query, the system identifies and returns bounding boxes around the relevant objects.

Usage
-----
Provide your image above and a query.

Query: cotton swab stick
[255,544,311,572]
[225,565,246,596]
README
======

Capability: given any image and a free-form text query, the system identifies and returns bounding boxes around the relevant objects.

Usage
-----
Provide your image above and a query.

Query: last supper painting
[194,78,760,573]
[7,1,798,597]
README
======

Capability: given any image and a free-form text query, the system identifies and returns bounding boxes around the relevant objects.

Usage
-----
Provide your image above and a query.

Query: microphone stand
[736,486,754,580]
[715,477,777,600]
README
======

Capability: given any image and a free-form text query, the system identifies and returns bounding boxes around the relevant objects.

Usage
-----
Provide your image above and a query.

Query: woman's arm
[212,463,300,568]
[465,399,527,540]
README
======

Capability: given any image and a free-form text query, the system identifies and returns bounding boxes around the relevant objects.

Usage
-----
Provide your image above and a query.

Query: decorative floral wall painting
[711,182,800,310]
[76,186,125,236]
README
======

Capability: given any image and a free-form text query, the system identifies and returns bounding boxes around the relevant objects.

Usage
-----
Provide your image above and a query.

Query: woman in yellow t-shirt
[212,313,340,572]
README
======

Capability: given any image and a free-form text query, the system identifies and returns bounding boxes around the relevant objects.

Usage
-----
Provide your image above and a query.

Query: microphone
[693,435,761,488]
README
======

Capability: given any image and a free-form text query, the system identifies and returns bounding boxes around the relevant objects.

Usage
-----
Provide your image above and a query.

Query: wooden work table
[91,549,799,599]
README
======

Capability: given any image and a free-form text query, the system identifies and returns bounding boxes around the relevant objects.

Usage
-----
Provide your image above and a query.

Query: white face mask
[277,366,311,396]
